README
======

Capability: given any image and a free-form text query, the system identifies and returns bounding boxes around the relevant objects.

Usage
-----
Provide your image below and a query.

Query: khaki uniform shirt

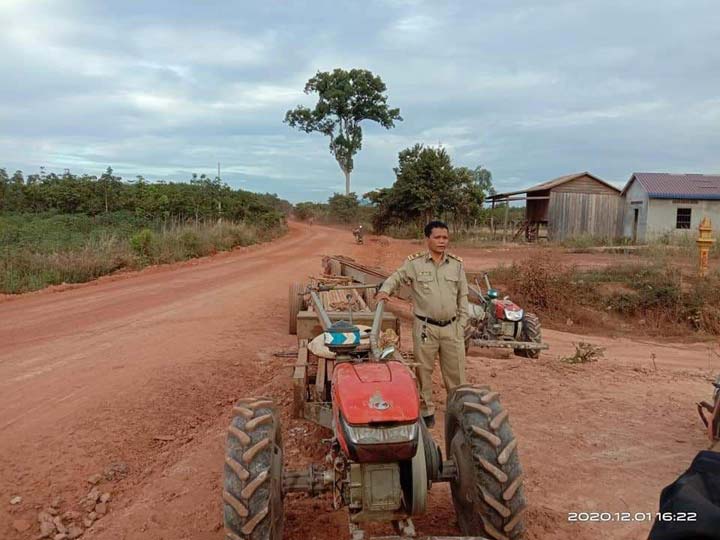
[380,251,469,327]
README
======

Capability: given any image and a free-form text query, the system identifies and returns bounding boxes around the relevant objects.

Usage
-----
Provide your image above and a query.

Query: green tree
[294,201,325,221]
[98,166,123,214]
[368,147,493,233]
[284,68,402,195]
[452,167,486,231]
[4,170,26,211]
[327,192,360,223]
[473,165,495,196]
[393,144,457,223]
[0,168,8,211]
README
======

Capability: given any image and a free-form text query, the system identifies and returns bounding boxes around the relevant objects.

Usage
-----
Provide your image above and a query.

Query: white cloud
[516,101,667,128]
[393,15,437,34]
[1,1,718,201]
[131,26,275,68]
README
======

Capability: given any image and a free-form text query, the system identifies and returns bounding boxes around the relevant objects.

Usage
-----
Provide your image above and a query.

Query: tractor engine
[491,298,525,340]
[333,361,420,462]
[331,361,430,524]
[469,298,525,341]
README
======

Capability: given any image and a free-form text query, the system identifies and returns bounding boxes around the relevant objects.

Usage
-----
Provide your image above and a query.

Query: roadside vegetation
[487,258,720,337]
[0,167,289,294]
[291,144,516,239]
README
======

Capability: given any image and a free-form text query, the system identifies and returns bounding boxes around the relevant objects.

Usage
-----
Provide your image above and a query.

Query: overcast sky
[1,0,718,202]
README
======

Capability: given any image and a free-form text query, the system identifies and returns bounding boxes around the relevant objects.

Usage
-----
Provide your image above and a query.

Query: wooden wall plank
[548,192,622,240]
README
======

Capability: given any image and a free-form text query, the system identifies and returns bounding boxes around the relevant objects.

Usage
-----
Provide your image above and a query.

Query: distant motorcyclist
[353,224,364,244]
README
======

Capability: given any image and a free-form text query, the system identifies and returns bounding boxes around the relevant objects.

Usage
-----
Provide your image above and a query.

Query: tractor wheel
[445,385,526,540]
[288,282,305,335]
[514,313,541,359]
[402,425,428,515]
[224,397,284,540]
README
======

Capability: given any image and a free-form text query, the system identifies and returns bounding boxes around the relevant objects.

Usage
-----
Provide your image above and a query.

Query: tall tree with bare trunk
[284,68,402,195]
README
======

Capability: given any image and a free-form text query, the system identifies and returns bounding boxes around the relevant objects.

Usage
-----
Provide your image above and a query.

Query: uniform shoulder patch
[447,252,463,263]
[407,251,425,261]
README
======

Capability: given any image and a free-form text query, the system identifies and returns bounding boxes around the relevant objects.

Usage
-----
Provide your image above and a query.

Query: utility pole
[216,162,223,224]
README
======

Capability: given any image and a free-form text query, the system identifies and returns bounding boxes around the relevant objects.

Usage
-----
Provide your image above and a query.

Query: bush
[179,230,203,258]
[502,258,577,313]
[561,342,605,364]
[384,223,423,239]
[130,229,156,259]
[327,193,360,223]
[487,257,720,336]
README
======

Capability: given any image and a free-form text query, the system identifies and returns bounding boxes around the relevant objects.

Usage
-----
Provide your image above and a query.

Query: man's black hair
[424,220,449,238]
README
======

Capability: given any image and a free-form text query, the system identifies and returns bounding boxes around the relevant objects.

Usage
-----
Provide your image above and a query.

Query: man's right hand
[375,291,390,303]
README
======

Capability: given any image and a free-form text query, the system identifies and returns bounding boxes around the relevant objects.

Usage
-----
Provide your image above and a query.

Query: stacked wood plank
[305,275,370,312]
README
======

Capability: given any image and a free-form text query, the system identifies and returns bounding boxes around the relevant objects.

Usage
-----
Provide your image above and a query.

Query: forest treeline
[0,167,290,294]
[0,167,290,227]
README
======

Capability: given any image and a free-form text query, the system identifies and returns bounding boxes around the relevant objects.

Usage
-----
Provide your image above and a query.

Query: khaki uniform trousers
[412,317,466,416]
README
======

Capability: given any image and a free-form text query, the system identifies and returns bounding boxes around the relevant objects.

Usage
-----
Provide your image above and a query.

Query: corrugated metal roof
[488,171,620,200]
[623,173,720,199]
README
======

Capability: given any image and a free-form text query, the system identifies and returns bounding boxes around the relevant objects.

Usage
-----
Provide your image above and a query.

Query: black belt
[415,314,456,327]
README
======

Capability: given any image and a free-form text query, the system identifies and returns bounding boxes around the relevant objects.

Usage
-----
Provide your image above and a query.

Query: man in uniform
[375,220,468,427]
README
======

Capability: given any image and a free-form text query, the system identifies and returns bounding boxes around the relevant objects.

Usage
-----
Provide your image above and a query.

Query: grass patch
[0,212,286,293]
[485,257,720,336]
[558,234,630,252]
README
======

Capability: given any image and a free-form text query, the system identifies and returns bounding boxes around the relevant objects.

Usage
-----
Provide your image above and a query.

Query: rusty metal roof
[623,172,720,199]
[488,171,620,200]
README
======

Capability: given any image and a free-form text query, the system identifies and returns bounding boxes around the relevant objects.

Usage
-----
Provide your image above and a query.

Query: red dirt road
[1,223,718,540]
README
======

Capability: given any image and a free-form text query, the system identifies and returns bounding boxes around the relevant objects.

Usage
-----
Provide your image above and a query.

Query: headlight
[504,309,524,322]
[344,422,418,445]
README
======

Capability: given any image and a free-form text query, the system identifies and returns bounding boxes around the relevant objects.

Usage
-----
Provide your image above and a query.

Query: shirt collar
[425,251,448,264]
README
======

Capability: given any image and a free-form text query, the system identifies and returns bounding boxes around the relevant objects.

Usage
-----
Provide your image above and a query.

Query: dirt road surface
[2,223,717,540]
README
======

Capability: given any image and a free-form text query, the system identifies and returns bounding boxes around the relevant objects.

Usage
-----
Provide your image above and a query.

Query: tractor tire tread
[447,386,526,539]
[224,398,283,540]
[515,313,542,359]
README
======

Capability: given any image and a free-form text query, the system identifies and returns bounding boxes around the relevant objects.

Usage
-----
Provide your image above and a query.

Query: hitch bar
[470,339,549,350]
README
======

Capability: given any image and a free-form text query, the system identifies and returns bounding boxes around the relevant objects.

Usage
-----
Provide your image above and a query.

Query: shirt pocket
[416,273,433,291]
[444,273,459,294]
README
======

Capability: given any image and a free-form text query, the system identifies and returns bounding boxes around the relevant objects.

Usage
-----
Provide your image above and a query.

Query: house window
[676,208,691,229]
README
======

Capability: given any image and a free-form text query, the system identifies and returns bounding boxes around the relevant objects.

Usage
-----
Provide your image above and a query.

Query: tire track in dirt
[2,225,717,540]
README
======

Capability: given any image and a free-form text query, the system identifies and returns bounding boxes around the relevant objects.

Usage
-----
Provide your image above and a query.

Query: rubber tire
[288,282,305,335]
[223,397,284,540]
[514,313,541,359]
[400,431,430,516]
[445,385,526,540]
[420,419,442,483]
